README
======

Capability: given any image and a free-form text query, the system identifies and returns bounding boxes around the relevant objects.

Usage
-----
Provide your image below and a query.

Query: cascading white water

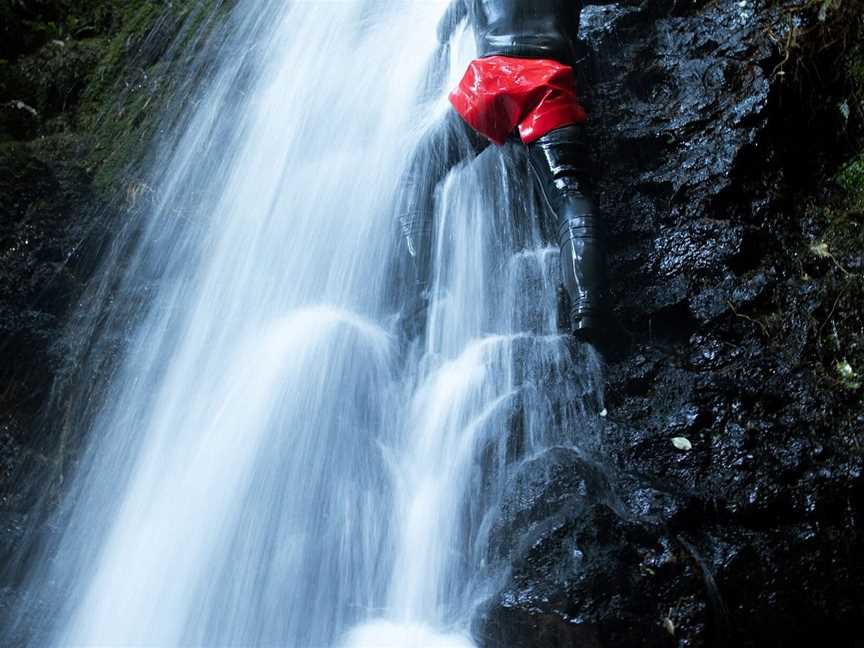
[8,1,604,647]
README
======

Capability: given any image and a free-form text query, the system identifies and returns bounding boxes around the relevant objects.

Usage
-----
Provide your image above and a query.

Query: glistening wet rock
[479,449,698,648]
[481,0,864,646]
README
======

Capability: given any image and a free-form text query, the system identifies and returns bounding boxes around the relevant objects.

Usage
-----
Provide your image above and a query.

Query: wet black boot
[528,124,607,342]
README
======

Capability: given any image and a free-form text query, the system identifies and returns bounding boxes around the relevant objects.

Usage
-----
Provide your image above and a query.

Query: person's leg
[397,108,489,293]
[526,123,606,340]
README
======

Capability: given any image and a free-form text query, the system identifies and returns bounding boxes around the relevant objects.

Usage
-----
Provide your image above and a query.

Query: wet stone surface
[480,0,864,646]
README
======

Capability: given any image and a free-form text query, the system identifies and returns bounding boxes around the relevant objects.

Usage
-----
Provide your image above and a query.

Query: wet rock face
[0,0,216,518]
[482,449,699,648]
[482,0,864,646]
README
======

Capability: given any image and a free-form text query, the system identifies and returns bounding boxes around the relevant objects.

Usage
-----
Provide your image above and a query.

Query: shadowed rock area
[480,0,864,646]
[0,0,232,629]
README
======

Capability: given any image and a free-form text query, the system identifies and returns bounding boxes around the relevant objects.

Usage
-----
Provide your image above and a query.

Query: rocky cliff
[481,0,864,646]
[1,0,862,646]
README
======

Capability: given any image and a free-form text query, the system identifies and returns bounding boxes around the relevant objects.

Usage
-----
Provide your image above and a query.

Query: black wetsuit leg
[527,124,606,338]
[398,109,490,292]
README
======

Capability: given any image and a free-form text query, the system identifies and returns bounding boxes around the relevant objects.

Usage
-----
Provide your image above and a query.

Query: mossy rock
[1,0,240,213]
[836,155,864,209]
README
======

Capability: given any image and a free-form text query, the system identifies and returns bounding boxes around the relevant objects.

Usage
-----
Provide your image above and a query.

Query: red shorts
[448,56,587,145]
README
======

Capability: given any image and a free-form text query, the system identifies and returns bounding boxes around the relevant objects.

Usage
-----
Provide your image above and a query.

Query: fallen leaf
[836,359,861,390]
[671,437,692,451]
[810,242,831,258]
[839,100,850,122]
[662,617,675,636]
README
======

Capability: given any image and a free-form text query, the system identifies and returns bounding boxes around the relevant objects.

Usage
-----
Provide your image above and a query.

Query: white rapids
[6,1,604,647]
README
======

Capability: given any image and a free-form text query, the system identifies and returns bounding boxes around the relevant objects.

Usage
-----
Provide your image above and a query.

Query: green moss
[80,1,231,193]
[2,0,233,189]
[851,52,864,90]
[836,359,862,390]
[836,155,864,207]
[78,2,179,120]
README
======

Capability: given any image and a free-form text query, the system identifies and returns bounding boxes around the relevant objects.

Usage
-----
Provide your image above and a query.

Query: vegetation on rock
[0,0,226,552]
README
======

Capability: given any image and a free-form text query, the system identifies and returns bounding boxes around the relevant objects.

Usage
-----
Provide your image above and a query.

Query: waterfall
[6,1,604,646]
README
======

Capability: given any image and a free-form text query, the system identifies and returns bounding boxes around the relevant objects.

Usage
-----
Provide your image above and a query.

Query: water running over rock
[5,2,603,646]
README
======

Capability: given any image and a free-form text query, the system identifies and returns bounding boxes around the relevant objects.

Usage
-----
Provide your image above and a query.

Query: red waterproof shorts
[448,55,587,145]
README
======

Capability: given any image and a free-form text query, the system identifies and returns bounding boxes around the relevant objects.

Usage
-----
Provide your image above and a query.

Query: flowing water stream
[8,1,603,646]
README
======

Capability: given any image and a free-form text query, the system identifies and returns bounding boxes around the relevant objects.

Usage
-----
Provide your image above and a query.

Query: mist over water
[7,1,604,646]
